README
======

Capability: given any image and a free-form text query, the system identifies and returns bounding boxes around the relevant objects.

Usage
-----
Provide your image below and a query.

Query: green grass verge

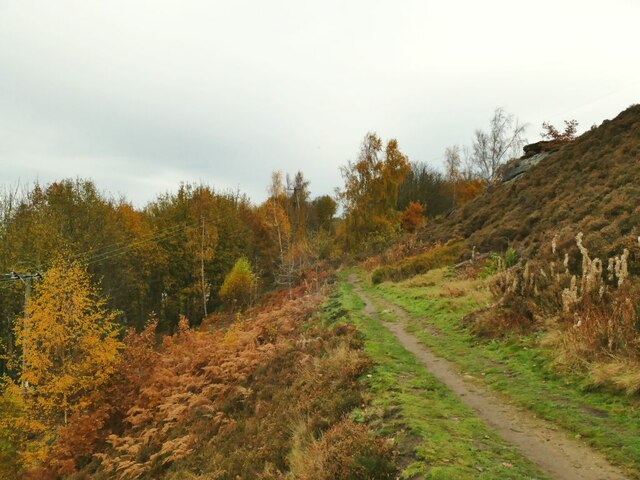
[357,267,640,478]
[323,271,547,479]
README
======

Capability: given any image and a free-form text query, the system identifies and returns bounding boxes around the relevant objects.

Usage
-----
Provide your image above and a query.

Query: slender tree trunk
[272,202,284,259]
[22,276,31,389]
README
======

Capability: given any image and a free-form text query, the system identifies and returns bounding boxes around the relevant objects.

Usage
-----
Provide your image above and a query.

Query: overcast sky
[1,0,639,206]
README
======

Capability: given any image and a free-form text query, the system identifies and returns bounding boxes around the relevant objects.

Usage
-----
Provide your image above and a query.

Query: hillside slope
[424,104,640,266]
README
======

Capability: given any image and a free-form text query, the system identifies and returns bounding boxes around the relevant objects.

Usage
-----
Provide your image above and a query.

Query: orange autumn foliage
[456,179,484,206]
[400,202,425,233]
[1,259,122,473]
[339,133,411,249]
[27,274,398,480]
[32,282,388,479]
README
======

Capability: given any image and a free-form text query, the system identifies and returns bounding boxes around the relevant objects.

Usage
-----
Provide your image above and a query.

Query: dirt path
[349,275,630,480]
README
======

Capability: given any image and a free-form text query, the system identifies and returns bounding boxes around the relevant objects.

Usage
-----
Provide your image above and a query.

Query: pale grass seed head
[608,258,615,282]
[615,249,630,287]
[562,275,579,312]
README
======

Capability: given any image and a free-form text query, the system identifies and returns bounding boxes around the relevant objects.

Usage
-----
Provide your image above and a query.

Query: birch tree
[470,108,526,183]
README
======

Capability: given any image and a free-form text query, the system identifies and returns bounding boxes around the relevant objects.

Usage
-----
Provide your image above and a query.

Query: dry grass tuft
[472,231,640,392]
[288,419,396,480]
[559,288,639,362]
[440,286,466,298]
[588,361,640,395]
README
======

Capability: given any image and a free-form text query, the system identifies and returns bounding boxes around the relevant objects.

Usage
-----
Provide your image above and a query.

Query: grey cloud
[1,0,639,206]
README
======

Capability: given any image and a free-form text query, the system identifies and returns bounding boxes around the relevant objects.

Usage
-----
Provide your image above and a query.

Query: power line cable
[1,222,199,278]
[68,222,190,262]
[85,222,197,266]
[530,78,640,126]
[66,217,198,263]
[84,225,191,265]
[419,80,640,168]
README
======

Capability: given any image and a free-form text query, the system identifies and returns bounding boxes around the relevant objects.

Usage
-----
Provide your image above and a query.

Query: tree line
[1,107,563,475]
[0,107,539,353]
[0,178,337,366]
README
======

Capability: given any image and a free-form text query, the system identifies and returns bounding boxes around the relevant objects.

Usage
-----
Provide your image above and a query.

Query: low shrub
[481,252,503,278]
[371,241,465,284]
[467,298,538,338]
[504,247,520,267]
[559,285,640,365]
[288,419,396,480]
[400,202,425,233]
[371,265,394,285]
[219,256,257,309]
[477,232,640,392]
[481,248,520,279]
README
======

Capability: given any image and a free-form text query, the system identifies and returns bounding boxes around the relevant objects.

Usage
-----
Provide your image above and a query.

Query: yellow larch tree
[15,258,122,432]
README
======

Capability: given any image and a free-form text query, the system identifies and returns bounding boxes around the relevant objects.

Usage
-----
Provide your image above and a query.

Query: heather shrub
[371,241,465,284]
[371,265,394,285]
[420,105,640,266]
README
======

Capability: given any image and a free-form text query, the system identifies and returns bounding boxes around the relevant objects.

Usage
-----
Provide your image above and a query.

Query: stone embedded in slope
[522,139,564,157]
[501,152,549,183]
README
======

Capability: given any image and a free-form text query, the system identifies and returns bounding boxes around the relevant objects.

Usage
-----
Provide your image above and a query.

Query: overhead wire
[530,78,640,126]
[421,79,640,167]
[2,221,198,276]
[85,224,195,266]
[82,219,201,265]
[67,222,188,262]
[2,218,202,280]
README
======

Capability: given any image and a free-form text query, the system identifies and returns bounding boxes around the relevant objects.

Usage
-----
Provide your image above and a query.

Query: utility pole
[3,271,42,386]
[200,217,208,317]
